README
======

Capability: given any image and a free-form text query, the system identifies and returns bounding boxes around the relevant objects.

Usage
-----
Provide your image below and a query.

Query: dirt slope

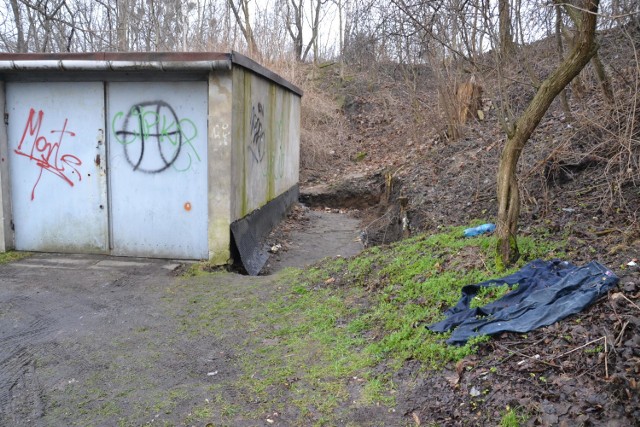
[296,21,640,426]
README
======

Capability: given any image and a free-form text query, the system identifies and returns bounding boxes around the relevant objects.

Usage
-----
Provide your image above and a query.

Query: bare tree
[228,0,259,55]
[495,0,600,267]
[8,0,26,52]
[280,0,326,62]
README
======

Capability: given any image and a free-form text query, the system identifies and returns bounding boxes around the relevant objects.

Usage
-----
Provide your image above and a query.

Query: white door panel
[7,82,108,252]
[107,81,208,259]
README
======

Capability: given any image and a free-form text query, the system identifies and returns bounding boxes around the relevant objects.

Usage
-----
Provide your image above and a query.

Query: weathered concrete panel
[207,72,233,264]
[231,67,301,221]
[276,85,301,196]
[242,71,269,217]
[0,82,13,251]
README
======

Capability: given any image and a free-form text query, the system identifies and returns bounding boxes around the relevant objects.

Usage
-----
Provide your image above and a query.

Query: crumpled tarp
[428,259,619,345]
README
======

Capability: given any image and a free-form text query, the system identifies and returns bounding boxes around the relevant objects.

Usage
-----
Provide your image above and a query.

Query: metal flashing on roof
[0,51,302,96]
[231,51,303,96]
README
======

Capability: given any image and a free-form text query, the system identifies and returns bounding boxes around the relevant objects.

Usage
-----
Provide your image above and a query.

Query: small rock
[541,413,559,426]
[623,282,637,293]
[269,244,282,254]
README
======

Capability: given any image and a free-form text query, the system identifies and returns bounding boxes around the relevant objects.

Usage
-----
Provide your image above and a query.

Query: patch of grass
[332,226,561,368]
[181,263,206,277]
[354,151,367,162]
[180,262,216,277]
[584,344,604,354]
[500,406,528,427]
[175,224,562,424]
[0,251,30,264]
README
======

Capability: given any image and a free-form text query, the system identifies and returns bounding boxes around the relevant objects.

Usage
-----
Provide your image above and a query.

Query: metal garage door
[107,81,209,259]
[6,82,108,253]
[6,80,209,259]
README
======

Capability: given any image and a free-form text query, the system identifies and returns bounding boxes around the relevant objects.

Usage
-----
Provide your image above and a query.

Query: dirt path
[266,209,363,273]
[0,211,373,426]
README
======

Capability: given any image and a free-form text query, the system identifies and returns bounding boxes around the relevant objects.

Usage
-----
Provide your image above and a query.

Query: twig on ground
[551,336,605,360]
[604,335,609,379]
[618,293,640,312]
[494,343,562,369]
[614,320,629,347]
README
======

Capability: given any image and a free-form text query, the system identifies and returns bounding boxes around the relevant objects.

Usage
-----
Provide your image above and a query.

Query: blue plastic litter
[427,259,619,345]
[463,223,496,237]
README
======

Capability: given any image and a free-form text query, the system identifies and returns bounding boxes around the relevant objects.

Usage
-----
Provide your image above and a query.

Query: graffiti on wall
[14,108,82,200]
[249,102,265,163]
[111,101,200,173]
[212,123,230,146]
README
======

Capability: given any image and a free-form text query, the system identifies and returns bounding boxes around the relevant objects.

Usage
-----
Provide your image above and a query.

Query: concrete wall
[0,82,13,251]
[230,66,301,222]
[207,72,233,264]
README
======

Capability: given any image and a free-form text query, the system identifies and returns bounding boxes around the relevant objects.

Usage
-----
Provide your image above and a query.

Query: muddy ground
[0,211,377,426]
[1,207,638,426]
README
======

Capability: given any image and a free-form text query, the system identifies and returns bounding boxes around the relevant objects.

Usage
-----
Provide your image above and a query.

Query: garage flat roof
[0,51,302,96]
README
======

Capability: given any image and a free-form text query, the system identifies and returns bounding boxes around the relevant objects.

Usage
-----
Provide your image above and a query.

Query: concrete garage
[0,52,301,274]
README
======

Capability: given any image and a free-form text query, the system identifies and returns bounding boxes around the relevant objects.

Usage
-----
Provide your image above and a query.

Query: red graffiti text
[14,109,82,200]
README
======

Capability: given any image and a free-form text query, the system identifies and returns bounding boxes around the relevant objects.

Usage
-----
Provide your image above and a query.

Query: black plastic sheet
[428,259,619,345]
[230,185,298,275]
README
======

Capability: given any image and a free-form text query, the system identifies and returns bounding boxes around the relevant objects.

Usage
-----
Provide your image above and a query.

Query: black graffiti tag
[249,102,266,163]
[112,101,199,173]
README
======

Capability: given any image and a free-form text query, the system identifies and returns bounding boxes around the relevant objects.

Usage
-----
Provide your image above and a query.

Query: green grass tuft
[500,406,528,427]
[0,251,30,264]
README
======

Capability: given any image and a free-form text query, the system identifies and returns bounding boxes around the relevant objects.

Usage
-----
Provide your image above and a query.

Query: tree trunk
[555,4,572,119]
[498,0,515,57]
[496,0,600,268]
[302,0,323,62]
[561,0,614,105]
[592,53,615,104]
[116,0,129,52]
[9,0,25,52]
[228,0,258,56]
